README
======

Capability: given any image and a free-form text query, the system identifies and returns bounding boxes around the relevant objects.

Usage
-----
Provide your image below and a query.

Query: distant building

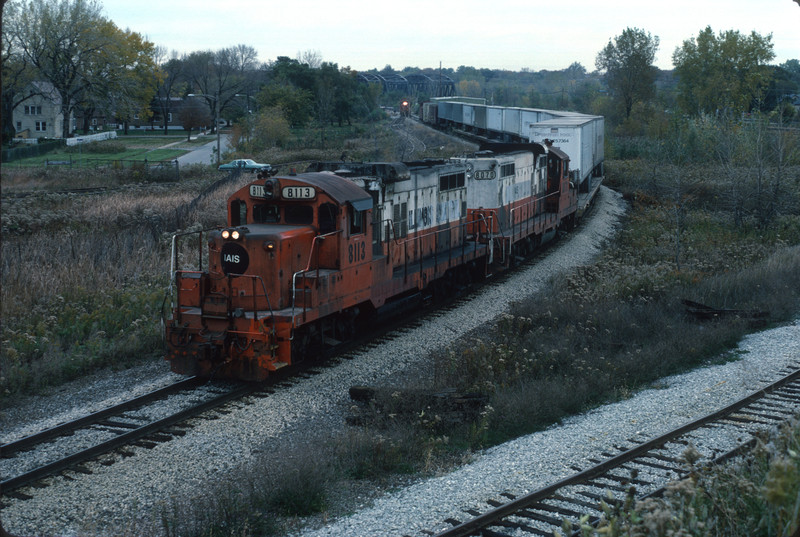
[11,81,74,139]
[78,97,195,132]
[13,87,210,138]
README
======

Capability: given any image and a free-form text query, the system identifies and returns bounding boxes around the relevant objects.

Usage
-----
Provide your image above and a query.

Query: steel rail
[1,382,254,495]
[1,377,202,458]
[432,367,800,537]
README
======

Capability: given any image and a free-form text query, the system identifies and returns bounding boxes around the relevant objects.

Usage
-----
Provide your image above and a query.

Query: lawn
[3,133,211,168]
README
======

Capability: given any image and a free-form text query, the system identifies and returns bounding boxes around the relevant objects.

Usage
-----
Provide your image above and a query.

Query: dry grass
[0,118,456,400]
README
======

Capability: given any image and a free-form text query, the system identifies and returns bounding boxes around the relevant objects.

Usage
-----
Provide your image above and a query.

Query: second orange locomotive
[165,142,595,381]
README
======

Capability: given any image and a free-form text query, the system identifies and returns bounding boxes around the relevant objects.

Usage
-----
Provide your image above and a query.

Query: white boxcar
[487,106,503,134]
[528,115,605,186]
[462,104,476,128]
[502,108,521,138]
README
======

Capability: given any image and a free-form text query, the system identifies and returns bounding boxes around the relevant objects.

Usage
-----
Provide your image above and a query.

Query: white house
[12,81,74,139]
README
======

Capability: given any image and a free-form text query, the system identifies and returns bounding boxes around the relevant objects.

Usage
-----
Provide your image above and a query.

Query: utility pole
[188,91,221,165]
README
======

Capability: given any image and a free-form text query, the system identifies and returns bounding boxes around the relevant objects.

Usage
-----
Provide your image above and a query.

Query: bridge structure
[358,72,456,98]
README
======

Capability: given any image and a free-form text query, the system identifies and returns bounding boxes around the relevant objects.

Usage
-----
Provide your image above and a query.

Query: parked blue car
[218,159,271,173]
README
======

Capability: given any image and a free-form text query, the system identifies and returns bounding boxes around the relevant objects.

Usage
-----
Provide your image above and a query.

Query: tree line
[3,0,799,147]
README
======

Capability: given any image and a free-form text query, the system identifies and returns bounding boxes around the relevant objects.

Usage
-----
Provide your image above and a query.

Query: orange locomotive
[164,142,584,381]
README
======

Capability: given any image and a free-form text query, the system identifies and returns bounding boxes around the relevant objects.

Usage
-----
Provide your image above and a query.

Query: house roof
[29,81,62,105]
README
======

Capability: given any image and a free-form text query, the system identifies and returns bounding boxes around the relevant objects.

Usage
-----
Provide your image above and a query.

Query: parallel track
[0,196,585,503]
[427,365,800,537]
[0,377,257,497]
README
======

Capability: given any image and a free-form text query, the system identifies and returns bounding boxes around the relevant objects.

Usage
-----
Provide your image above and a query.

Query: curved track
[0,223,567,503]
[426,365,800,537]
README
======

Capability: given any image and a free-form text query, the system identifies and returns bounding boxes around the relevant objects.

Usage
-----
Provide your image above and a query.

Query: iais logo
[220,242,249,275]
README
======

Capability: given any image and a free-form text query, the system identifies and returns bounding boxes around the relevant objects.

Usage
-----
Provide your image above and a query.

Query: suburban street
[176,133,233,166]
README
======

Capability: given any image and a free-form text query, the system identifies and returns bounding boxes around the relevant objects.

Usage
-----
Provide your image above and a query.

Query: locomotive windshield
[284,205,314,225]
[253,204,280,223]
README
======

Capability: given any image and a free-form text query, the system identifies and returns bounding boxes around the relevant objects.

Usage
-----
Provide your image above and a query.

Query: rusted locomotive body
[165,142,581,381]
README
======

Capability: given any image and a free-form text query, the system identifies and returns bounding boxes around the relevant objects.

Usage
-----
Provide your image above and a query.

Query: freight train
[164,139,601,381]
[421,98,605,191]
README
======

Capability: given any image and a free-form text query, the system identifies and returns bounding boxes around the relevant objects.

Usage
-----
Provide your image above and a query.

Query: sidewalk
[173,133,232,166]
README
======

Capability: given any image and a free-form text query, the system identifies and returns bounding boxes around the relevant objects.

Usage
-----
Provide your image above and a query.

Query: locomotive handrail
[223,273,274,321]
[290,229,343,336]
[169,227,220,279]
[167,227,218,323]
[169,270,205,325]
[509,191,560,242]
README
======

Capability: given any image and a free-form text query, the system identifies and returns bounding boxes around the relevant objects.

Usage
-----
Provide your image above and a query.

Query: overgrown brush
[563,415,800,537]
[0,118,451,401]
[0,170,227,397]
[433,230,800,447]
[151,449,336,537]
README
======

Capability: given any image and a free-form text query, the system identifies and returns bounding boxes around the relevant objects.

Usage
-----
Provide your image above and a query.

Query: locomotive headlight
[263,241,276,251]
[221,229,241,240]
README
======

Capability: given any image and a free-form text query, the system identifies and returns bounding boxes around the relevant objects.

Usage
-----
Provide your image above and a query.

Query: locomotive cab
[166,171,375,381]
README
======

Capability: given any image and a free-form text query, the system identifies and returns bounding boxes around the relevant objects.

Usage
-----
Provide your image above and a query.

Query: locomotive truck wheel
[291,329,311,363]
[335,314,356,342]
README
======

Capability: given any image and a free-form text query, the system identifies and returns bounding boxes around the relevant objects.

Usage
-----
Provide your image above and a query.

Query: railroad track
[0,274,491,503]
[0,377,259,499]
[0,210,579,506]
[391,116,427,159]
[424,365,800,537]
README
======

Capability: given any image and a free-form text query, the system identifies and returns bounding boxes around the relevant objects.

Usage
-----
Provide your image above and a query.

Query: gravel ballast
[297,320,800,537]
[2,186,797,536]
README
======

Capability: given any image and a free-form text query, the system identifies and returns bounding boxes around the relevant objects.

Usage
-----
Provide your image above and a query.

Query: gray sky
[102,0,799,71]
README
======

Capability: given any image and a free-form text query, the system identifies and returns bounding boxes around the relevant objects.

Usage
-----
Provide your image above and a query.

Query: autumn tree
[100,22,162,134]
[672,26,775,116]
[595,27,660,120]
[252,106,290,148]
[4,0,159,138]
[458,80,482,98]
[1,1,35,142]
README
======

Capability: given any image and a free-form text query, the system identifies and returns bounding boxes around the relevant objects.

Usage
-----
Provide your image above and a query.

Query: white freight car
[528,115,604,187]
